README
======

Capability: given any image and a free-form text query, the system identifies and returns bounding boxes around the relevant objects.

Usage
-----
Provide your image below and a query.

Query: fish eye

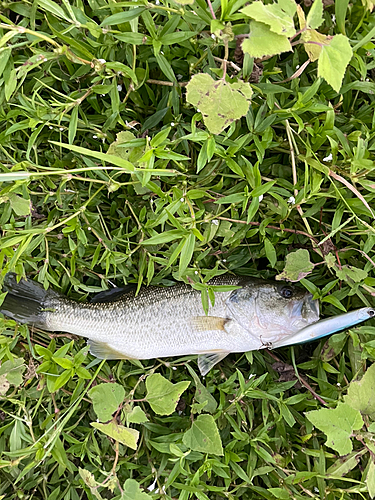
[279,286,294,299]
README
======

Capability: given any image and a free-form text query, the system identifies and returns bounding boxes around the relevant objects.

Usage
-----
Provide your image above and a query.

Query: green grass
[1,0,375,498]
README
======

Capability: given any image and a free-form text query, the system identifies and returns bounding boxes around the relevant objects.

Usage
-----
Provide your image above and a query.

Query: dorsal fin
[90,285,136,304]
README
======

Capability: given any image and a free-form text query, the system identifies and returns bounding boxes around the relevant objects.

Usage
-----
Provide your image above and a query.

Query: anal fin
[88,340,132,360]
[198,351,229,376]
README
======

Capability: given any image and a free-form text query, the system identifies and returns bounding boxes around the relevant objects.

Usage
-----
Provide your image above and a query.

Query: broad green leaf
[367,460,375,499]
[318,34,353,92]
[306,402,363,455]
[0,374,9,396]
[302,29,327,61]
[306,0,323,28]
[4,193,31,216]
[183,414,224,455]
[124,405,149,424]
[321,332,347,362]
[242,21,292,58]
[264,238,277,267]
[50,141,135,171]
[145,373,190,415]
[335,265,368,283]
[276,249,314,282]
[91,421,139,449]
[100,7,146,26]
[344,363,375,418]
[327,449,367,477]
[179,233,196,276]
[186,73,252,134]
[0,358,25,387]
[121,479,152,500]
[241,1,296,37]
[88,383,125,422]
[186,364,217,413]
[107,131,144,163]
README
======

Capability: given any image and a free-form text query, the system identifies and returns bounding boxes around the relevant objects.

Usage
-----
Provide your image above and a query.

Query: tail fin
[0,273,59,328]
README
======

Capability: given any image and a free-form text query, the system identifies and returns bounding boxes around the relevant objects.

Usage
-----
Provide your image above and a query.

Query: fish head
[227,280,319,342]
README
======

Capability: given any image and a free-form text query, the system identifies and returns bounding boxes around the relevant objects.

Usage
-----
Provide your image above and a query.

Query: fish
[0,273,320,375]
[1,273,373,375]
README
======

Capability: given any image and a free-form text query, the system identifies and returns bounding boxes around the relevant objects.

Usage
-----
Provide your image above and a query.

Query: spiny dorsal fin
[191,316,229,332]
[90,285,136,304]
[198,351,229,376]
[87,340,132,360]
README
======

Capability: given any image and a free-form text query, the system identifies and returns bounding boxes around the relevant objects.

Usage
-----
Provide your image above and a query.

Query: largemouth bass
[1,273,319,374]
[0,273,372,375]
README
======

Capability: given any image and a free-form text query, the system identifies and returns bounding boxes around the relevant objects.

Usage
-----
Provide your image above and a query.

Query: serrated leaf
[241,1,296,37]
[91,421,139,449]
[306,0,324,28]
[146,373,190,415]
[183,414,223,455]
[306,402,363,455]
[318,34,353,92]
[121,479,152,500]
[276,249,314,282]
[88,383,125,422]
[344,363,375,418]
[186,73,252,134]
[336,265,368,283]
[242,21,292,58]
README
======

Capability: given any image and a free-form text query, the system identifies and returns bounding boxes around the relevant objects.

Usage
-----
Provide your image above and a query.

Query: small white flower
[258,194,263,202]
[287,196,295,204]
[97,58,106,64]
[59,127,64,131]
[314,488,319,493]
[88,227,91,231]
[172,366,177,370]
[323,153,333,162]
[155,0,160,4]
[147,479,157,492]
[211,219,219,225]
[366,78,370,82]
[337,382,341,386]
[194,271,198,275]
[101,94,105,97]
[44,58,48,62]
[197,108,200,112]
[117,84,122,91]
[180,197,184,202]
[211,33,216,39]
[171,122,175,126]
[296,64,300,69]
[160,50,164,55]
[222,259,227,262]
[332,14,336,23]
[49,126,53,129]
[93,135,97,139]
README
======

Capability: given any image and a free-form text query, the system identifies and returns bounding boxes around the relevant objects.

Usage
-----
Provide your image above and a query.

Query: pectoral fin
[198,351,229,376]
[192,316,229,331]
[88,340,132,360]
